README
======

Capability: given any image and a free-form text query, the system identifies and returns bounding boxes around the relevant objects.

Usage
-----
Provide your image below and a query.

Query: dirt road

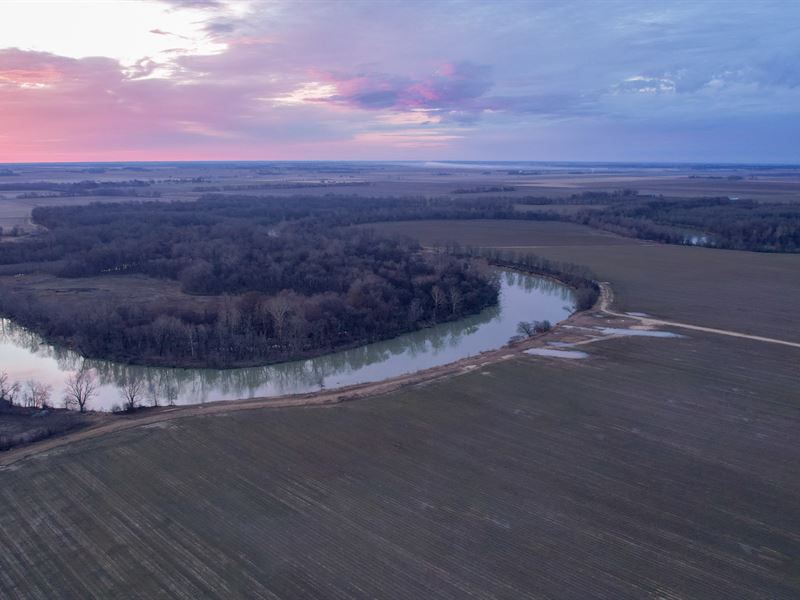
[598,282,800,349]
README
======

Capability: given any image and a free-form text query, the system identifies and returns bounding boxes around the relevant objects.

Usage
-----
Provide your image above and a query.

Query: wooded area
[0,196,499,367]
[573,197,800,252]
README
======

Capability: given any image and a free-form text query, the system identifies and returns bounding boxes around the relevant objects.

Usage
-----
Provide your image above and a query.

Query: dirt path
[0,330,557,469]
[598,282,800,349]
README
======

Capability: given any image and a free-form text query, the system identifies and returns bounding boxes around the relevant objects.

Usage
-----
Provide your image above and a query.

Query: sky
[0,0,798,163]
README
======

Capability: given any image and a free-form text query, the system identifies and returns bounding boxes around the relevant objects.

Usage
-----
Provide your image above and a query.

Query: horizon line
[2,159,799,167]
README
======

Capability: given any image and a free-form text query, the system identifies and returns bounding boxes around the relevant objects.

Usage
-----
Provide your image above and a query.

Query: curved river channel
[0,271,575,411]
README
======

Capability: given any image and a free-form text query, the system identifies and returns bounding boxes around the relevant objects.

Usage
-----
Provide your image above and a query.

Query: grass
[1,331,798,598]
[0,272,219,313]
[370,219,639,247]
[368,219,800,342]
[516,174,800,202]
[513,202,608,214]
[0,403,90,451]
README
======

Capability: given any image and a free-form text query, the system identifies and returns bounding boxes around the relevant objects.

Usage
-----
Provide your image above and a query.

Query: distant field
[368,219,641,248]
[0,272,217,312]
[368,220,800,342]
[1,331,798,599]
[514,203,608,214]
[0,195,176,236]
[516,174,800,202]
[0,274,203,305]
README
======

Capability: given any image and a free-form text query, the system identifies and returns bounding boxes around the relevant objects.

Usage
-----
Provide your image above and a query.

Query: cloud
[0,0,799,161]
[316,62,492,113]
[159,0,226,8]
[614,75,676,95]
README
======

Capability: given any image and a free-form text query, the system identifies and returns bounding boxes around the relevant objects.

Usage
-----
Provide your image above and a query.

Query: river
[0,271,575,411]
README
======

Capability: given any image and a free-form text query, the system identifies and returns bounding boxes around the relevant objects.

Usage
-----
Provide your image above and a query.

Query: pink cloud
[0,47,281,161]
[0,46,486,161]
[316,62,493,114]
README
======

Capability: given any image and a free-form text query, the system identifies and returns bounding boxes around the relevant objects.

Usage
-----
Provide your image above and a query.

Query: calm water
[0,271,575,411]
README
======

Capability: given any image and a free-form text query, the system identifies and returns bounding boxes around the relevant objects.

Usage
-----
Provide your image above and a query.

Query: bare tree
[63,366,98,413]
[120,377,144,412]
[517,320,553,338]
[407,298,424,325]
[431,286,446,321]
[0,371,20,405]
[23,380,52,408]
[266,293,292,342]
[146,372,164,408]
[517,321,536,337]
[448,287,462,316]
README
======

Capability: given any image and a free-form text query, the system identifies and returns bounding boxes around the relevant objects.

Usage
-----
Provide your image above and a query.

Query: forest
[0,196,499,367]
[573,197,800,252]
[518,193,800,252]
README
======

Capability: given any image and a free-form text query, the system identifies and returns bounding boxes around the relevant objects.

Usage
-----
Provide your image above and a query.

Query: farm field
[368,220,800,342]
[1,330,799,599]
[513,202,608,215]
[516,173,800,201]
[369,219,640,248]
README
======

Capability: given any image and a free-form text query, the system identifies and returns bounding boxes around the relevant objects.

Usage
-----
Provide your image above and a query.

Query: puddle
[525,348,589,359]
[625,312,650,317]
[595,327,682,338]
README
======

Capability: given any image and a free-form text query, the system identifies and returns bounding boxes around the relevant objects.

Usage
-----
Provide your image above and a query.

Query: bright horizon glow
[0,0,798,163]
[0,1,237,66]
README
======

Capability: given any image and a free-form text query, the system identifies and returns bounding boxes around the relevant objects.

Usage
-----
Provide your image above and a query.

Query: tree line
[450,245,601,311]
[573,197,800,252]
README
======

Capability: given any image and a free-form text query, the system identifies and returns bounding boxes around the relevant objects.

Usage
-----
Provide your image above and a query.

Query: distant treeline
[0,179,162,198]
[0,179,152,192]
[516,190,638,205]
[192,181,370,192]
[17,190,162,199]
[574,197,800,252]
[0,196,499,367]
[452,186,516,194]
[516,192,800,252]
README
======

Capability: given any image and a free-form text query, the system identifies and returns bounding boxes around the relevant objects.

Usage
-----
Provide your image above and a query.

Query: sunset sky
[1,0,798,163]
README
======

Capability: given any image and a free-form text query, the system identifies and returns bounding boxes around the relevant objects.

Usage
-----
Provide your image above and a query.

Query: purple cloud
[315,62,493,118]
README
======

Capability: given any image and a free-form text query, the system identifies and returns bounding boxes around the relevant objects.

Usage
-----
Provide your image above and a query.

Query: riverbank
[1,270,573,412]
[0,288,654,468]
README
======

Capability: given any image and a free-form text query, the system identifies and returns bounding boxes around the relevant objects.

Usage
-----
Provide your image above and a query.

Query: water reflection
[0,271,575,411]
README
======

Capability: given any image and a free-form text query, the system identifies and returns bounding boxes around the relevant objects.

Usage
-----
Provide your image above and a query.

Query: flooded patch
[525,348,589,359]
[625,312,650,317]
[595,327,683,338]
